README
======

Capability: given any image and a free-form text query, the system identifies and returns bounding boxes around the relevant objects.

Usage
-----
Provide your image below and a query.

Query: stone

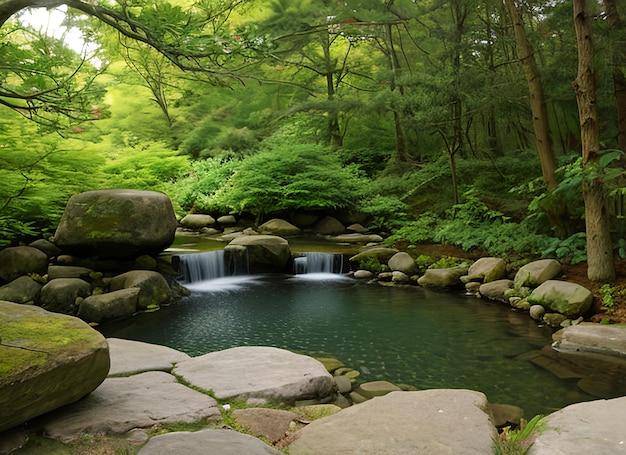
[180,214,216,229]
[527,280,592,318]
[258,218,302,237]
[488,403,524,427]
[552,324,626,358]
[529,396,626,455]
[466,257,506,283]
[134,255,158,271]
[53,189,178,259]
[287,390,496,455]
[350,248,398,266]
[349,391,369,403]
[513,259,561,289]
[226,235,291,273]
[107,338,191,377]
[173,346,335,405]
[353,270,374,279]
[392,271,410,283]
[313,216,345,235]
[46,265,94,280]
[137,429,282,455]
[39,278,91,314]
[232,408,299,442]
[317,357,344,373]
[109,270,171,310]
[465,282,481,293]
[217,215,237,226]
[297,404,342,419]
[479,279,514,303]
[41,371,220,442]
[0,301,109,432]
[0,276,42,304]
[543,313,568,327]
[334,375,353,393]
[29,238,62,258]
[0,246,48,283]
[418,265,469,288]
[356,380,402,398]
[331,233,384,244]
[77,288,140,323]
[346,223,368,233]
[529,304,546,321]
[388,252,419,276]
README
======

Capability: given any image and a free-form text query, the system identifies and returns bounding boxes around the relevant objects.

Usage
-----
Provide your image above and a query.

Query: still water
[99,266,595,418]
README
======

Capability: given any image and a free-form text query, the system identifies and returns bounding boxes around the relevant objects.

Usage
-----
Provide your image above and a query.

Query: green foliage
[493,415,546,455]
[429,256,468,269]
[356,256,389,274]
[539,232,587,265]
[599,284,626,315]
[0,217,38,247]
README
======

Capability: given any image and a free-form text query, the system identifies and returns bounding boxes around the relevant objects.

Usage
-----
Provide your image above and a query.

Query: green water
[100,273,594,418]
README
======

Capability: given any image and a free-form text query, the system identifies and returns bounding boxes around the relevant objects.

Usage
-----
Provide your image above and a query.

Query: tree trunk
[603,0,626,154]
[503,0,558,190]
[573,0,616,282]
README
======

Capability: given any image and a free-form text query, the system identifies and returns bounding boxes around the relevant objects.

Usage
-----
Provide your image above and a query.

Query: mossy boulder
[225,235,291,273]
[0,276,42,304]
[53,189,177,260]
[528,280,593,318]
[0,301,109,432]
[109,270,171,310]
[514,259,561,289]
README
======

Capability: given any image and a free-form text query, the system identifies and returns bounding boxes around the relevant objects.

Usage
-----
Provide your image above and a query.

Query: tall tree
[603,0,626,154]
[573,0,616,282]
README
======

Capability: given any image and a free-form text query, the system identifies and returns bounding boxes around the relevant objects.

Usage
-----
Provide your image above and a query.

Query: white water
[294,252,345,274]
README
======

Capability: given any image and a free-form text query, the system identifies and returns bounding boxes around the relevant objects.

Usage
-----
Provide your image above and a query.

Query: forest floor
[412,243,626,324]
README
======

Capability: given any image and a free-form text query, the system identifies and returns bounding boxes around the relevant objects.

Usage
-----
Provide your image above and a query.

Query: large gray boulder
[287,390,497,455]
[465,257,506,283]
[418,265,470,288]
[0,301,109,432]
[313,216,345,235]
[527,280,592,318]
[552,324,626,358]
[258,219,302,236]
[41,371,221,442]
[180,214,216,229]
[226,235,291,273]
[388,252,419,276]
[0,246,48,283]
[138,429,282,455]
[479,279,514,303]
[109,270,171,310]
[77,288,140,323]
[173,346,335,405]
[0,276,42,304]
[39,278,91,314]
[529,396,626,455]
[53,189,178,260]
[514,259,561,288]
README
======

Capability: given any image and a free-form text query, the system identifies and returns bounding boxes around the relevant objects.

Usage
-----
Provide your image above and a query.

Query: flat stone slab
[107,338,191,377]
[552,324,626,358]
[287,389,496,455]
[138,429,282,455]
[529,396,626,455]
[172,346,335,405]
[41,371,220,442]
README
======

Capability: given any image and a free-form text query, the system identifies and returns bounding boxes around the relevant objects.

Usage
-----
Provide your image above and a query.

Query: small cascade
[178,249,249,283]
[294,252,346,274]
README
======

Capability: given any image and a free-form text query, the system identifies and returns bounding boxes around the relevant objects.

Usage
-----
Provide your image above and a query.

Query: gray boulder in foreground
[173,346,335,405]
[552,324,626,358]
[287,389,496,455]
[529,396,626,455]
[138,429,281,455]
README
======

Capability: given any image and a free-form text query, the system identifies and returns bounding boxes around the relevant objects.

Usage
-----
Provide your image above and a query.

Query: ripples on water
[101,273,597,417]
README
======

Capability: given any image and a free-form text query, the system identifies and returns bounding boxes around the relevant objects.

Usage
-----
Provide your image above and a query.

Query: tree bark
[573,0,616,282]
[503,0,558,190]
[603,0,626,154]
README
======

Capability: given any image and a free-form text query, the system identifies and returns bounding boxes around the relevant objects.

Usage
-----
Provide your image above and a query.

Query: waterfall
[178,249,249,283]
[294,252,346,274]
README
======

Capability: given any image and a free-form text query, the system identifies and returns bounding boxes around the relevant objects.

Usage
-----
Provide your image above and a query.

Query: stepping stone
[107,338,190,377]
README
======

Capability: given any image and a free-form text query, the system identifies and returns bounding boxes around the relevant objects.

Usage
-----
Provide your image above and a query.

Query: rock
[109,270,171,310]
[346,223,368,233]
[392,271,409,283]
[543,312,568,327]
[137,429,282,455]
[107,338,191,377]
[180,214,216,229]
[513,259,561,289]
[529,304,546,321]
[46,265,94,280]
[217,215,237,226]
[350,248,398,267]
[331,233,384,244]
[334,375,352,393]
[349,391,368,403]
[258,218,302,237]
[287,390,496,455]
[0,276,42,304]
[232,408,299,443]
[134,255,158,270]
[53,189,178,259]
[529,396,626,455]
[226,235,291,273]
[317,357,344,373]
[28,238,62,258]
[388,252,418,276]
[353,270,374,279]
[41,371,221,442]
[552,324,626,358]
[39,278,91,314]
[77,288,140,323]
[479,279,514,303]
[313,216,345,235]
[0,301,109,432]
[356,381,402,398]
[417,265,469,288]
[466,257,506,283]
[527,280,592,318]
[465,282,481,293]
[173,346,335,405]
[200,227,221,235]
[488,403,524,427]
[0,246,48,283]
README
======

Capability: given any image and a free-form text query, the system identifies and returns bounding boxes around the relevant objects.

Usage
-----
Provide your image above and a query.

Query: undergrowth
[493,414,546,455]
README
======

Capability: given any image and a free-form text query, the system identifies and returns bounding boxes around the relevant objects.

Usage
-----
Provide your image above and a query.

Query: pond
[99,245,598,418]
